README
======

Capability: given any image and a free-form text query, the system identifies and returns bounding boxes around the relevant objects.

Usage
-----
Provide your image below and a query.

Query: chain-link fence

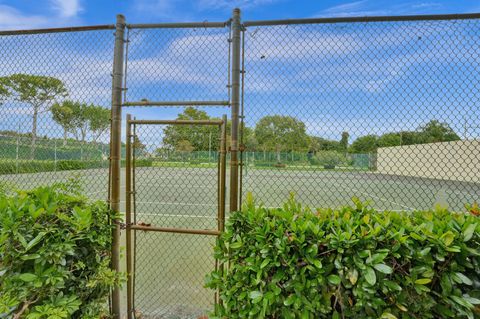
[0,27,115,201]
[127,122,225,318]
[1,11,480,319]
[241,17,480,212]
[122,23,231,319]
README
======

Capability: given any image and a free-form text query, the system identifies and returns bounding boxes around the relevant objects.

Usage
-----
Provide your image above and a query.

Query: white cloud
[316,1,445,18]
[318,0,388,17]
[197,0,279,10]
[0,5,50,30]
[50,0,82,18]
[0,1,82,31]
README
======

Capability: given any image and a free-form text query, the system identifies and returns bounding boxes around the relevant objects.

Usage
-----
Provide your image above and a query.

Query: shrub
[0,181,122,318]
[135,158,153,167]
[0,159,107,175]
[316,151,345,169]
[207,195,480,318]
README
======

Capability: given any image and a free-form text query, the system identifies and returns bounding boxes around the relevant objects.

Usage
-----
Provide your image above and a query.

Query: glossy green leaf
[328,274,341,285]
[364,267,376,285]
[18,273,37,282]
[374,263,393,274]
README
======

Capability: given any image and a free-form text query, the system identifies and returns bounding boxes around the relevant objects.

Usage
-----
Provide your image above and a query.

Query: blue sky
[1,1,479,148]
[1,0,480,30]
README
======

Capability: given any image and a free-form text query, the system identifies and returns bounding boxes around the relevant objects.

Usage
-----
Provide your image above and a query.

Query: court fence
[1,9,479,319]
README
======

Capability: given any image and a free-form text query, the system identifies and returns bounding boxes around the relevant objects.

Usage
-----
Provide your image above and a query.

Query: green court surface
[1,167,478,318]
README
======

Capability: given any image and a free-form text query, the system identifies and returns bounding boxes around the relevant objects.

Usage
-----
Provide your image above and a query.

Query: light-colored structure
[376,140,479,183]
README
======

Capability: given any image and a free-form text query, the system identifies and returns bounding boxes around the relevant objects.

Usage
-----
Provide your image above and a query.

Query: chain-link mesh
[122,24,231,318]
[124,26,231,103]
[241,18,480,212]
[130,122,224,318]
[0,29,114,200]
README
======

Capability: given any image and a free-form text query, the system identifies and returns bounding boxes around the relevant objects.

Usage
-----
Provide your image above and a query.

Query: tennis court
[1,166,478,317]
[3,165,477,215]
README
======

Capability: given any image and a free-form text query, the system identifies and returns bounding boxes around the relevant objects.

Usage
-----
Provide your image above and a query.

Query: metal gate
[125,114,227,318]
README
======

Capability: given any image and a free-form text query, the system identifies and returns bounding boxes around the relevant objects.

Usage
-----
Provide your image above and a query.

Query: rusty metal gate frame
[124,114,227,319]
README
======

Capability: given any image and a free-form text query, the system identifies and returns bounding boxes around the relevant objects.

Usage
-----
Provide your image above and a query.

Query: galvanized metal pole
[125,115,133,319]
[229,8,242,212]
[110,13,126,319]
[219,114,227,230]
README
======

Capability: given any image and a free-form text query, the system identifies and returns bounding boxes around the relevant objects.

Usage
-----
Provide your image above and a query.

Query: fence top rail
[129,119,224,126]
[127,21,230,29]
[243,12,480,27]
[0,24,116,36]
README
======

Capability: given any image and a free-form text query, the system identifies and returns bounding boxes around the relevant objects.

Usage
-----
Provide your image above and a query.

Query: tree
[69,102,90,143]
[377,133,402,148]
[132,135,146,155]
[88,106,110,143]
[308,136,340,153]
[0,80,10,105]
[418,120,460,143]
[340,131,349,152]
[163,107,216,151]
[1,74,67,159]
[349,135,378,153]
[254,115,309,163]
[242,126,258,151]
[51,101,75,146]
[398,131,419,145]
[176,139,194,162]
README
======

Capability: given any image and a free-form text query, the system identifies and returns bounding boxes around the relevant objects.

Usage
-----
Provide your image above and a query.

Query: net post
[109,13,126,319]
[229,8,242,212]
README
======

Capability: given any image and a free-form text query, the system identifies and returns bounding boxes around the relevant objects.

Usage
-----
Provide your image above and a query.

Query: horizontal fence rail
[122,100,230,107]
[128,119,224,125]
[127,21,230,29]
[0,24,115,36]
[243,12,480,26]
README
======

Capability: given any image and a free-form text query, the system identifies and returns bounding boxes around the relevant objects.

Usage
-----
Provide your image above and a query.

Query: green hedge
[207,195,480,318]
[0,140,106,161]
[0,182,122,318]
[0,160,107,174]
[0,158,153,175]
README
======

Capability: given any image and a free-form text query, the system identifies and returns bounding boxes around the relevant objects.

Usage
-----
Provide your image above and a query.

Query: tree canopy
[350,135,379,153]
[0,81,10,104]
[0,74,67,159]
[418,120,460,143]
[0,74,67,108]
[51,101,75,146]
[162,107,217,151]
[254,115,309,152]
[88,105,110,142]
[52,100,110,145]
[349,120,460,153]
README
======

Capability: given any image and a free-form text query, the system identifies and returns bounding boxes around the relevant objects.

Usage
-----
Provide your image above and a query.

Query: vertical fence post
[110,13,126,319]
[229,8,242,212]
[125,114,133,319]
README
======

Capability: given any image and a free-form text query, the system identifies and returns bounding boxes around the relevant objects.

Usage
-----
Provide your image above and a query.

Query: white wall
[376,140,479,183]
